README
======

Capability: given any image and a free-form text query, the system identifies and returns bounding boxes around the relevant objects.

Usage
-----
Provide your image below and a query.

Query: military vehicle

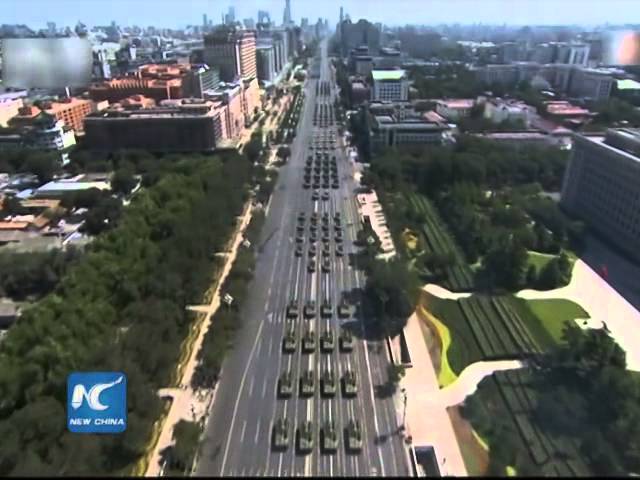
[338,300,352,318]
[303,300,316,318]
[339,329,354,351]
[302,328,316,353]
[321,370,337,397]
[297,421,314,454]
[345,419,363,452]
[282,326,296,353]
[321,256,331,273]
[300,370,315,397]
[320,329,335,352]
[272,418,289,451]
[342,370,358,397]
[322,420,339,453]
[286,300,299,319]
[321,301,332,318]
[278,371,293,398]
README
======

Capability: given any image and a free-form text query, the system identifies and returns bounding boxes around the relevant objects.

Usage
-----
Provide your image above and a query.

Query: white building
[435,99,475,121]
[483,98,536,127]
[371,70,409,102]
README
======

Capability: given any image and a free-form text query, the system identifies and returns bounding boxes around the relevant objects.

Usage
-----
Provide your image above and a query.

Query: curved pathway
[422,284,472,300]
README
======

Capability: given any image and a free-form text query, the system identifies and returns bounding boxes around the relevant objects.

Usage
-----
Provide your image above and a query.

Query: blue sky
[5,0,640,29]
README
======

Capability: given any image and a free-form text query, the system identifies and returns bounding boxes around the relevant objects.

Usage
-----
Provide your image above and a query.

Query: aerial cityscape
[1,0,640,477]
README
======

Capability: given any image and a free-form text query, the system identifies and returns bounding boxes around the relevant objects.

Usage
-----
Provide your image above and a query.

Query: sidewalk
[399,312,467,477]
[145,205,253,477]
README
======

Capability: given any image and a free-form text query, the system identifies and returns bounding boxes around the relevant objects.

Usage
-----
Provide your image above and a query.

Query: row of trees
[364,137,581,291]
[191,210,265,390]
[0,153,252,475]
[0,248,82,301]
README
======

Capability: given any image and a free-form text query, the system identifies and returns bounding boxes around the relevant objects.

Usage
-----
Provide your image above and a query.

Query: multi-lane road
[195,39,409,477]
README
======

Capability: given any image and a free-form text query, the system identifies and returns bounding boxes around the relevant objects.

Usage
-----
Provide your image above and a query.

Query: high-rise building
[256,45,277,83]
[283,0,292,26]
[561,128,640,263]
[204,27,257,82]
[243,18,256,30]
[203,14,208,28]
[339,19,381,56]
[224,6,236,25]
[258,10,271,25]
[371,70,409,102]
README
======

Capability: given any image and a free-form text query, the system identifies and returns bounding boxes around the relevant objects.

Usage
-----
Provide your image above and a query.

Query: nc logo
[70,375,124,411]
[67,372,127,434]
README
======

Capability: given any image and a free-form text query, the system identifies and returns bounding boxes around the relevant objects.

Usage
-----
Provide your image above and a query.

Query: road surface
[195,39,409,477]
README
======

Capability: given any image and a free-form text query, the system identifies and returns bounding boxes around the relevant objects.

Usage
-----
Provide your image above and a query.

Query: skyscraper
[204,26,257,82]
[283,0,292,26]
[203,14,208,28]
[224,6,236,25]
[258,10,271,25]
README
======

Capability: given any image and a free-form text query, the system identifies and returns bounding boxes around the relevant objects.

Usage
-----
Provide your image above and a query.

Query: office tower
[283,0,292,25]
[204,26,257,82]
[561,128,640,262]
[258,10,271,25]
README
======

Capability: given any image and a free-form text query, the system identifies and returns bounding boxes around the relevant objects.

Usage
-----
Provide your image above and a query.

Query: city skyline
[5,0,640,30]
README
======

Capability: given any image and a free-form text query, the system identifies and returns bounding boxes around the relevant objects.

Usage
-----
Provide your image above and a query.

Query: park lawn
[419,305,458,387]
[421,292,483,380]
[525,298,590,344]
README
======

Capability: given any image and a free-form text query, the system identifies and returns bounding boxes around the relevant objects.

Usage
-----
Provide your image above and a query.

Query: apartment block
[561,129,640,262]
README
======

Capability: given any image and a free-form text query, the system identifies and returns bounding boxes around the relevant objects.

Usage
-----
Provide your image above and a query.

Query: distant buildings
[371,70,409,102]
[204,27,257,82]
[472,62,615,101]
[483,97,536,126]
[0,112,76,151]
[368,101,453,150]
[9,97,94,133]
[339,19,381,56]
[84,77,260,152]
[89,63,221,103]
[84,98,224,152]
[283,0,293,26]
[561,128,640,263]
[435,99,475,121]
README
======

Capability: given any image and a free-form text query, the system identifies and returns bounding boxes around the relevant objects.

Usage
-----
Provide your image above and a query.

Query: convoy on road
[269,55,366,457]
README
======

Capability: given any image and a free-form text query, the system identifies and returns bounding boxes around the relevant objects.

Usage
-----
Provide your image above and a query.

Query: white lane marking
[249,376,255,397]
[269,336,274,356]
[240,421,247,443]
[255,421,261,444]
[262,377,268,397]
[256,341,261,357]
[219,320,264,474]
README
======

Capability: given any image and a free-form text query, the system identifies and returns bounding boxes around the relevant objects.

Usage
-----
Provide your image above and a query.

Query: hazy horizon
[4,0,640,30]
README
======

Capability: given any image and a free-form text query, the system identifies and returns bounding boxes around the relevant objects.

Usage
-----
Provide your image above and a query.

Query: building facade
[83,98,224,152]
[371,70,409,102]
[203,28,257,82]
[561,129,640,262]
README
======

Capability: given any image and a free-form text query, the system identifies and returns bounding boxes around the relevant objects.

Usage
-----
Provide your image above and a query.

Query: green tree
[111,168,138,196]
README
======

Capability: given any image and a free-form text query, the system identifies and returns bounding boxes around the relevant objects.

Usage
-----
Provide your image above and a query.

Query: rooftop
[437,99,474,109]
[371,70,406,81]
[617,79,640,91]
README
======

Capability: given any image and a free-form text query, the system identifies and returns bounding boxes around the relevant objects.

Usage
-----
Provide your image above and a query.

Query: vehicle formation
[269,80,367,460]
